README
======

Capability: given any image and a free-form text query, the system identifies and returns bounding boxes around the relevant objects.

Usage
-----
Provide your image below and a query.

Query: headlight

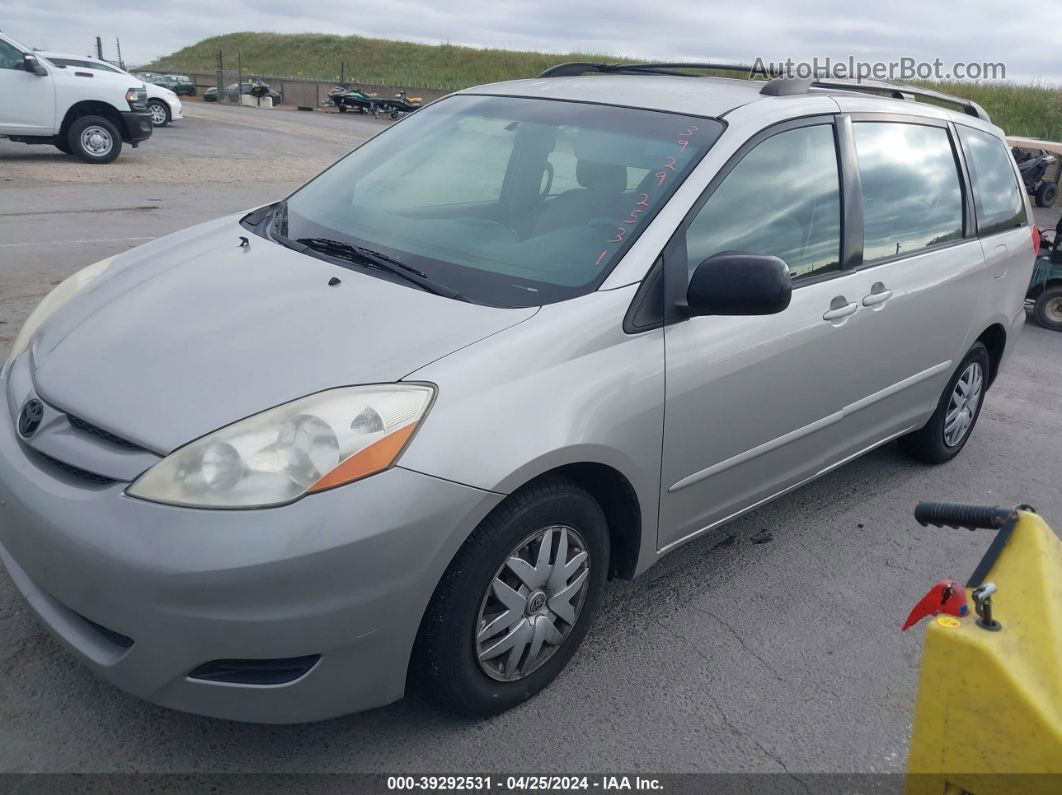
[6,256,113,367]
[127,384,435,508]
[126,86,147,110]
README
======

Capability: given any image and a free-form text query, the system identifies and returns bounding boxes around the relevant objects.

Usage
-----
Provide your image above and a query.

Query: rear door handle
[862,282,893,307]
[823,299,859,322]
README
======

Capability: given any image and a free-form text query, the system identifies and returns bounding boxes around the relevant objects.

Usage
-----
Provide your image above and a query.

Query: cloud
[4,0,1060,82]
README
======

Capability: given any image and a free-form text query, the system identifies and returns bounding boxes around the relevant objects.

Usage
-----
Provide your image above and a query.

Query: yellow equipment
[906,502,1062,794]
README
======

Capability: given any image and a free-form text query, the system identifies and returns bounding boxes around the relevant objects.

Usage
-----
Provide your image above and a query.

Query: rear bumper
[120,111,153,142]
[0,394,502,722]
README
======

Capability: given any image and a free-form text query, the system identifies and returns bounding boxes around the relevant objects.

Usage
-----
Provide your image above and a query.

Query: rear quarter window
[957,126,1027,236]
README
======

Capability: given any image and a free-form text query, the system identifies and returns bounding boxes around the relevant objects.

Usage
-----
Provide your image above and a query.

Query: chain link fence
[186,53,451,110]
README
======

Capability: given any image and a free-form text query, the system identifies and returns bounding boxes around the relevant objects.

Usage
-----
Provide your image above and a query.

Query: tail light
[1032,225,1042,257]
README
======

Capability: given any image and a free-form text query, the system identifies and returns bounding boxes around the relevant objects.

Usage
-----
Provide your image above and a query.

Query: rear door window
[853,122,964,262]
[957,126,1027,236]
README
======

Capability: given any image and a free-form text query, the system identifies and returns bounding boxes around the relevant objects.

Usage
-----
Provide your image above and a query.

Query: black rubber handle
[914,502,1014,531]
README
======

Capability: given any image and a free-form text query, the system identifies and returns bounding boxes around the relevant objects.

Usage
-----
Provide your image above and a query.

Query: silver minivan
[0,64,1035,723]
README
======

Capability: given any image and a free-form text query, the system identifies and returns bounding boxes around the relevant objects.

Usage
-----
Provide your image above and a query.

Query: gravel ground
[0,103,1060,777]
[0,100,384,185]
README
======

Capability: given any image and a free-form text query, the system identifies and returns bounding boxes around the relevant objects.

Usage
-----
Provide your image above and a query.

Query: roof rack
[538,62,765,79]
[538,62,991,123]
[761,76,991,121]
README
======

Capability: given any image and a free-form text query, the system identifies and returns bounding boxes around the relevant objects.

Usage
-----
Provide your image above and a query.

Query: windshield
[281,95,722,306]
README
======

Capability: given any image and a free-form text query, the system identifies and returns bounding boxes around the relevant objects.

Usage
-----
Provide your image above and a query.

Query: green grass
[146,32,1062,139]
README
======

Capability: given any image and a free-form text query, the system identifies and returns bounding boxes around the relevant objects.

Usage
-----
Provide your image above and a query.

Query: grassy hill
[147,32,1062,139]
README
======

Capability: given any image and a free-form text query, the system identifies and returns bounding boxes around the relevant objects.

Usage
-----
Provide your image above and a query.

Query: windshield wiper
[293,237,468,301]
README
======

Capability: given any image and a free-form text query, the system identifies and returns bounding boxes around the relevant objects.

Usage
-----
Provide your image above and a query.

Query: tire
[68,115,122,164]
[411,476,609,716]
[1034,286,1062,331]
[337,104,347,113]
[899,342,990,464]
[148,100,170,127]
[1036,182,1058,207]
[53,139,72,155]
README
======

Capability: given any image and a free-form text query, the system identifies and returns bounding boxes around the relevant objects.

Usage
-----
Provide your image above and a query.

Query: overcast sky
[4,0,1061,83]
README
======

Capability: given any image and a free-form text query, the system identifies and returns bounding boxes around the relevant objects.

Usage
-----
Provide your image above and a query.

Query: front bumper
[0,393,502,723]
[119,110,153,142]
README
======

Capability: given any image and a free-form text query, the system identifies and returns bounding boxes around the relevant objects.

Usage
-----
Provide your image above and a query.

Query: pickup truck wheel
[1034,287,1062,331]
[68,116,122,164]
[54,139,72,155]
[148,100,170,127]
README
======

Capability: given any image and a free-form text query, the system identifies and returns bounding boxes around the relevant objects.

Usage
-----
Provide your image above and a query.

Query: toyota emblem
[18,398,44,438]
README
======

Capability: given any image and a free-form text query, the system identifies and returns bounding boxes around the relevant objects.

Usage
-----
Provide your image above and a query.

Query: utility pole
[216,50,223,102]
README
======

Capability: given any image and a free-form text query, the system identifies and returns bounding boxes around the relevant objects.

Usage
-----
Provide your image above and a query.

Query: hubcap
[150,103,167,124]
[1045,297,1062,324]
[943,362,983,447]
[475,524,591,682]
[80,125,113,157]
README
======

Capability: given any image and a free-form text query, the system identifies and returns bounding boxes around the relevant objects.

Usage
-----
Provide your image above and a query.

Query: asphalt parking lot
[1,102,1060,776]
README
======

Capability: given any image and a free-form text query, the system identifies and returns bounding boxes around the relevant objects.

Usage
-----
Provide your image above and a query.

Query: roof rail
[538,62,761,79]
[760,76,991,122]
[537,62,990,123]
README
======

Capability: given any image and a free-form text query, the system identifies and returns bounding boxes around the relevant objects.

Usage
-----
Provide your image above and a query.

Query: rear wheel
[1034,286,1062,331]
[68,116,122,164]
[899,343,990,464]
[411,476,609,716]
[1036,182,1058,207]
[148,99,170,127]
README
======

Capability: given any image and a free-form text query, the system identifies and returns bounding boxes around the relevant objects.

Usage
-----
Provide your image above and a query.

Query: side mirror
[686,252,792,317]
[23,54,47,76]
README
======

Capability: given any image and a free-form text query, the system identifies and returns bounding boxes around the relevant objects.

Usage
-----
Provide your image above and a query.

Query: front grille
[67,414,141,451]
[34,450,116,485]
[76,613,134,649]
[188,655,321,685]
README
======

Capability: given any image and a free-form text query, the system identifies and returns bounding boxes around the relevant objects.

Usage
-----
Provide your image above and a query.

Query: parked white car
[38,52,183,127]
[0,31,152,163]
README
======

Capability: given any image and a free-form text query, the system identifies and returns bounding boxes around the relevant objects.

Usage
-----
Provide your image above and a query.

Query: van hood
[28,217,537,453]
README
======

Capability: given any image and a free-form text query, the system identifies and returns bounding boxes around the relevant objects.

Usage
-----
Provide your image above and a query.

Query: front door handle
[862,282,893,307]
[823,297,859,322]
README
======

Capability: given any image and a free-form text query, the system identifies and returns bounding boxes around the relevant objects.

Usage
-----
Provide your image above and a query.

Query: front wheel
[1034,286,1062,331]
[899,342,990,464]
[68,116,122,164]
[411,476,609,716]
[148,100,170,127]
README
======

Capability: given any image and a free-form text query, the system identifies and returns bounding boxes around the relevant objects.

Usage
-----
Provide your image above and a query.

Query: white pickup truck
[0,31,153,163]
